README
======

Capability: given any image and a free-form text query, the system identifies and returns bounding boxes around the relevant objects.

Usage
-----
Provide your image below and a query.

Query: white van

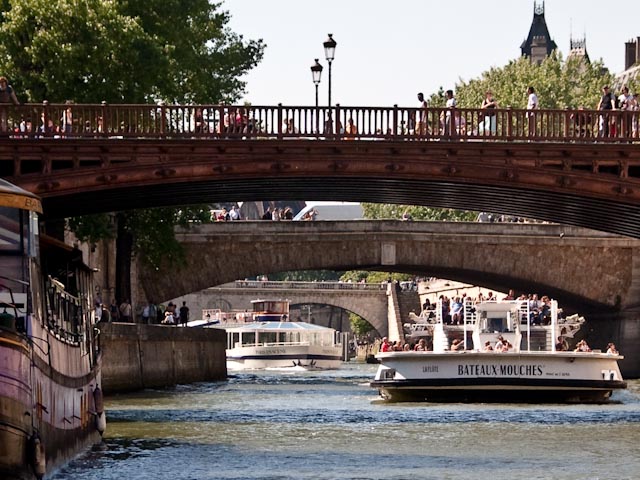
[293,202,364,221]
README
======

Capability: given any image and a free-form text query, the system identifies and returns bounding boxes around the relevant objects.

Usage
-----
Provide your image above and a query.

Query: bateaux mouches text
[457,364,543,376]
[421,364,545,376]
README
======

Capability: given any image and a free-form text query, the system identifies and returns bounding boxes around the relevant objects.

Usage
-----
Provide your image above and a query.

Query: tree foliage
[0,0,265,103]
[349,312,373,336]
[454,53,612,110]
[362,204,477,222]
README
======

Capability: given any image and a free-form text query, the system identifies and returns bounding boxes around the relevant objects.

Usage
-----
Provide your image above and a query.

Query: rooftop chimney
[625,40,635,70]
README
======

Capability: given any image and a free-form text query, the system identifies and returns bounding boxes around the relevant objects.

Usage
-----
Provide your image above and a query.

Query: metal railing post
[277,103,283,140]
[42,100,49,137]
[393,104,398,138]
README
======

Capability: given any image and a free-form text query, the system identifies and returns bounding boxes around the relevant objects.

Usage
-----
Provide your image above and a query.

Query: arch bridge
[2,103,640,238]
[140,221,640,314]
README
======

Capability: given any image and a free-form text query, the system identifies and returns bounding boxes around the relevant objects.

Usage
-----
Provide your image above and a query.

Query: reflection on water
[52,364,640,480]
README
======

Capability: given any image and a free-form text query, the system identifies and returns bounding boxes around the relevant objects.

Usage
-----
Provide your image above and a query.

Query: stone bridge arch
[178,285,390,337]
[140,221,640,314]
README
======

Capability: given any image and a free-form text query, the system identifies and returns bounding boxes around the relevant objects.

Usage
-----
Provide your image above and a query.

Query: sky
[224,0,640,107]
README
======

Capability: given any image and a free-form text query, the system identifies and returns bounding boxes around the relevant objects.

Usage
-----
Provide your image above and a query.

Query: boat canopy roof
[225,321,334,332]
[0,178,42,213]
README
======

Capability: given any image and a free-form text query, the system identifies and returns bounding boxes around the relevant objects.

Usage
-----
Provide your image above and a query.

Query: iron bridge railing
[0,102,638,143]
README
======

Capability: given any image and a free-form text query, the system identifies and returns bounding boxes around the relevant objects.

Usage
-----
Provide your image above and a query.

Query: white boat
[215,300,344,370]
[371,298,626,403]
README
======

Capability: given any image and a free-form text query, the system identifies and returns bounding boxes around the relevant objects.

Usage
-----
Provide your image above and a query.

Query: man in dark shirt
[597,85,615,137]
[179,301,190,326]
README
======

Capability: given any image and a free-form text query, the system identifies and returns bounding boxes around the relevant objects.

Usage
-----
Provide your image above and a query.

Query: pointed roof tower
[521,1,557,64]
[568,36,590,64]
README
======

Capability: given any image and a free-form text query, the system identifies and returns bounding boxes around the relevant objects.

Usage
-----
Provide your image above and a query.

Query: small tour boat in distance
[213,299,344,370]
[371,298,626,403]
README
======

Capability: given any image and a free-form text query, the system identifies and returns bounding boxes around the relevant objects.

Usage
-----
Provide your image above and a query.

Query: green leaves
[455,54,613,110]
[0,0,265,104]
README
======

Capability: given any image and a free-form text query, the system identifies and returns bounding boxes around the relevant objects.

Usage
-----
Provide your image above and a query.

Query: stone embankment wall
[99,323,226,393]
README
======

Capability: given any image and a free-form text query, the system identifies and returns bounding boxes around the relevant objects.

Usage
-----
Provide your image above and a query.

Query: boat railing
[233,280,388,291]
[44,276,85,346]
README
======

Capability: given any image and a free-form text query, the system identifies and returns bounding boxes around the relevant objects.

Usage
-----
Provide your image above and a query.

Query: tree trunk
[115,212,133,305]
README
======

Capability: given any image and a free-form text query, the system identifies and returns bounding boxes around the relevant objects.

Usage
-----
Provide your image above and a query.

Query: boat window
[230,332,240,348]
[241,332,255,346]
[260,332,277,345]
[252,302,265,313]
[0,206,24,253]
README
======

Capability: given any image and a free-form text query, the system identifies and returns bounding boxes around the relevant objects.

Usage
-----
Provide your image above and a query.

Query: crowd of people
[95,296,190,326]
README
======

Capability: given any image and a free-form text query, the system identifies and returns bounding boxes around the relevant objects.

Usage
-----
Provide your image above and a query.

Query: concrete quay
[99,323,226,393]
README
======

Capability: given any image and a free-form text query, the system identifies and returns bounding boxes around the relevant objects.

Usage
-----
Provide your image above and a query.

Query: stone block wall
[98,323,226,393]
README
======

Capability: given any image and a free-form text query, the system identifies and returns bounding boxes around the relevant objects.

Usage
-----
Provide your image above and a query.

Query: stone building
[520,1,557,64]
[614,37,640,91]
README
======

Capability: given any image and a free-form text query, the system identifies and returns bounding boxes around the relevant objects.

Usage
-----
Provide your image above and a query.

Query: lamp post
[310,59,323,135]
[323,33,337,134]
[323,34,337,107]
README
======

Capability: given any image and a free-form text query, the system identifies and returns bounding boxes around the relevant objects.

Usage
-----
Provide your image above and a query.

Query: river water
[52,363,640,480]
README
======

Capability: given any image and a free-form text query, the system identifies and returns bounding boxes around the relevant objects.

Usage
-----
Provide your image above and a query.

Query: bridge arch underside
[41,177,640,239]
[18,139,640,238]
[288,302,382,335]
[141,226,636,315]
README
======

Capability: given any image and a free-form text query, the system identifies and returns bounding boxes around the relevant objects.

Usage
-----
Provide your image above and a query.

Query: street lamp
[310,58,323,108]
[323,34,337,109]
[310,59,323,135]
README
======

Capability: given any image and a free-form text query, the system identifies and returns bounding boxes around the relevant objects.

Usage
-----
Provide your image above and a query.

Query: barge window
[241,332,255,346]
[260,332,277,345]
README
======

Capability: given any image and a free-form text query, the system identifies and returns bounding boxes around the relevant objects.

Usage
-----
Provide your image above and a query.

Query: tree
[362,204,476,222]
[455,53,612,110]
[349,312,373,336]
[0,1,265,303]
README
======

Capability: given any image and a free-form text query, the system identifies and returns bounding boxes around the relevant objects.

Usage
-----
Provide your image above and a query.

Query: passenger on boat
[403,343,411,351]
[574,339,591,352]
[451,297,463,325]
[502,341,513,352]
[380,337,391,352]
[414,338,427,351]
[606,343,619,355]
[494,335,505,352]
[450,339,464,351]
[555,336,569,351]
[483,341,494,351]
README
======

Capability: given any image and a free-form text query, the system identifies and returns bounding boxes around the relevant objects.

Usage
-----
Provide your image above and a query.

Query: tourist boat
[219,299,344,370]
[0,179,104,479]
[371,298,626,403]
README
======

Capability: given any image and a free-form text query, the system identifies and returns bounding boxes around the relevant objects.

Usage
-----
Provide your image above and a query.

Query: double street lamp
[310,34,337,135]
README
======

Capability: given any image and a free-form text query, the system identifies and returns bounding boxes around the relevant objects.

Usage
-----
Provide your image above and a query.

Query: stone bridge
[140,220,640,314]
[176,281,393,337]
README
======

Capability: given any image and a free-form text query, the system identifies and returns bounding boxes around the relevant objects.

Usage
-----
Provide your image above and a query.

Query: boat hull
[371,351,626,403]
[0,326,102,479]
[227,344,343,370]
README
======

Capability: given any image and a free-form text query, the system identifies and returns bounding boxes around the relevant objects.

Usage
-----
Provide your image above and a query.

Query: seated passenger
[414,338,427,351]
[574,339,591,352]
[555,336,569,351]
[450,338,464,351]
[380,337,391,352]
[483,341,494,352]
[494,335,505,352]
[606,343,619,355]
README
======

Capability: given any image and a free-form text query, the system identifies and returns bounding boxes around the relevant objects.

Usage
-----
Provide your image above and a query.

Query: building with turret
[521,1,557,64]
